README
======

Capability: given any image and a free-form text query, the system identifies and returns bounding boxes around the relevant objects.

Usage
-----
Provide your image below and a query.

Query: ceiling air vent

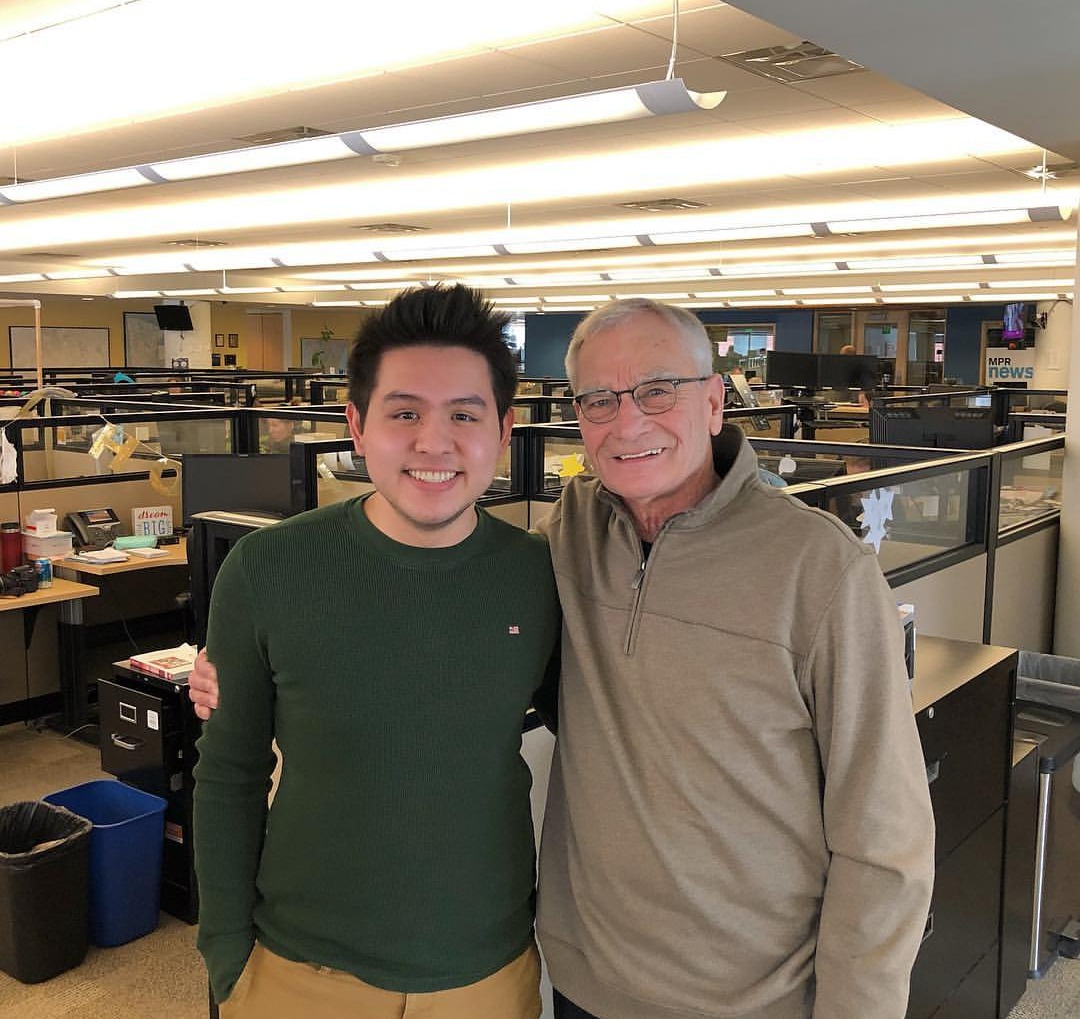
[618,198,707,213]
[234,126,330,145]
[162,239,229,247]
[723,42,865,83]
[352,223,431,234]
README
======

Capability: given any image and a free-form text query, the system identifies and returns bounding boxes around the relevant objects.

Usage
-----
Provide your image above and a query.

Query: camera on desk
[0,564,39,597]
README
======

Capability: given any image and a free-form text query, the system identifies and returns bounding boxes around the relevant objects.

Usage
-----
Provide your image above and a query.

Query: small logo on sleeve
[508,625,520,635]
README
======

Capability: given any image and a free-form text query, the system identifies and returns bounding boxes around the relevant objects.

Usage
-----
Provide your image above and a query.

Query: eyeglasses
[572,376,711,424]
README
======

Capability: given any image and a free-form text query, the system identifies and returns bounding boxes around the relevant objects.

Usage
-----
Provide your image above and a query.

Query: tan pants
[220,941,541,1019]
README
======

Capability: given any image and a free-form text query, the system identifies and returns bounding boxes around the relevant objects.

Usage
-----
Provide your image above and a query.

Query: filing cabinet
[98,664,202,924]
[907,637,1017,1019]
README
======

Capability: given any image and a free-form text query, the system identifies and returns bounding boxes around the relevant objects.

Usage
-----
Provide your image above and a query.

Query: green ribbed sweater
[193,498,559,1003]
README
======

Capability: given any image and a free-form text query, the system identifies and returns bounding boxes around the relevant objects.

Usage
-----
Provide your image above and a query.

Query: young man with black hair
[193,284,559,1019]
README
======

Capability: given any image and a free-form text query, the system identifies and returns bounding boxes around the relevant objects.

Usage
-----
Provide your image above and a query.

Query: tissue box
[22,530,73,561]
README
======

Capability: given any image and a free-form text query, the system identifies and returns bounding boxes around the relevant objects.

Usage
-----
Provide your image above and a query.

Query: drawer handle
[110,733,144,752]
[925,753,948,785]
[922,910,934,944]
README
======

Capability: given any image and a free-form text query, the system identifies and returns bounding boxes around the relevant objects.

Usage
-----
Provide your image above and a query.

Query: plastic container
[0,801,91,983]
[0,522,21,573]
[43,780,167,947]
[1017,650,1080,714]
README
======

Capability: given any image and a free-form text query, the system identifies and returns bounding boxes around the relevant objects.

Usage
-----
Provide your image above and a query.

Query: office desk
[0,578,99,727]
[54,540,189,735]
[61,537,188,576]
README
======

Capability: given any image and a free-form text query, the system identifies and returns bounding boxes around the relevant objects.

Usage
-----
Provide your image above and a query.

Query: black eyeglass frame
[572,375,712,423]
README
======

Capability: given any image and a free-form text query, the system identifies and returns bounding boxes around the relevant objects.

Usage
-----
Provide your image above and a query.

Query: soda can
[34,556,53,588]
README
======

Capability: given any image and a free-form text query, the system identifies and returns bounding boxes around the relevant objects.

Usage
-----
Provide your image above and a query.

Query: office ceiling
[0,0,1075,313]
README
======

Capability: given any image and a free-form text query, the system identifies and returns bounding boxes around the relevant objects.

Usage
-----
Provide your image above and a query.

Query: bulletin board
[9,325,109,368]
[124,312,164,366]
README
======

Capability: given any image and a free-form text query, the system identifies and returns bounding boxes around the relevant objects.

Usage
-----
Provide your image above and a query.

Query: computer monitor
[180,453,296,523]
[818,353,879,393]
[765,351,819,390]
[871,406,995,449]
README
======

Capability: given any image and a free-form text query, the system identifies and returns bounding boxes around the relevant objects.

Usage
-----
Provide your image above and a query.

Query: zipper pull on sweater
[632,559,646,590]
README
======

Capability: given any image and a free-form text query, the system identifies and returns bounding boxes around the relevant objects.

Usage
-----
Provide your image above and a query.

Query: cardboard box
[22,530,74,561]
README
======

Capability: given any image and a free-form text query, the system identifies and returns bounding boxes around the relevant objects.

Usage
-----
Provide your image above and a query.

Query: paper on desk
[68,548,129,563]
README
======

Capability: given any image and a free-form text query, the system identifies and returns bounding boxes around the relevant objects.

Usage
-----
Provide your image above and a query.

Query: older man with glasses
[538,297,933,1019]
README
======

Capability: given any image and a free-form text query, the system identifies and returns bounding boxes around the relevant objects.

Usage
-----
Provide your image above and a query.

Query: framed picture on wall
[214,333,225,347]
[227,333,239,348]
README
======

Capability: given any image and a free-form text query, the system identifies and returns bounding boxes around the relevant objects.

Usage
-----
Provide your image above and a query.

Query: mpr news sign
[985,347,1035,384]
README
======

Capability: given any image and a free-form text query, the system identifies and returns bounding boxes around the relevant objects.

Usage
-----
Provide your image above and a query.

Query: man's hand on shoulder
[188,648,220,721]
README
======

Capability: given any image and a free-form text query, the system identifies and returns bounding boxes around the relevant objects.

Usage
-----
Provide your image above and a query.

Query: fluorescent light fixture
[160,289,217,296]
[879,281,983,292]
[796,297,880,305]
[112,290,164,298]
[218,287,279,294]
[691,289,779,298]
[544,294,614,303]
[967,291,1068,301]
[725,299,801,307]
[279,284,351,292]
[41,268,111,280]
[346,281,422,291]
[715,262,840,277]
[312,300,365,307]
[536,305,596,312]
[378,246,496,262]
[0,166,151,204]
[649,224,814,245]
[0,78,723,206]
[489,296,542,303]
[150,137,357,182]
[356,79,724,152]
[500,237,641,255]
[880,295,969,304]
[823,207,1073,233]
[782,285,874,295]
[985,278,1074,288]
[0,273,46,283]
[846,255,985,270]
[993,250,1075,265]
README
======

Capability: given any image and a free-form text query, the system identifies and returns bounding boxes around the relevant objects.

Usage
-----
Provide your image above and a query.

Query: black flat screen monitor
[872,406,995,449]
[765,351,819,389]
[818,353,879,392]
[154,304,194,331]
[181,453,295,523]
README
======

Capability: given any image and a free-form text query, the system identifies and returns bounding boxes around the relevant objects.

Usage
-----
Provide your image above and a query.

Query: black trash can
[0,800,92,984]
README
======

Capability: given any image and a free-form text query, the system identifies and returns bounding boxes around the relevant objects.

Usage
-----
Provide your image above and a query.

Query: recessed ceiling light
[234,126,330,145]
[352,223,431,233]
[724,41,865,82]
[162,239,229,248]
[618,198,708,213]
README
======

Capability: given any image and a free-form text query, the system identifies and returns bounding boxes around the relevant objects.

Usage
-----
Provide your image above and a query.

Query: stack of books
[128,643,198,681]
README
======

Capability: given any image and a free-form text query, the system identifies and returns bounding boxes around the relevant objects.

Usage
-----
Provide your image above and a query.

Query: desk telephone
[66,507,123,550]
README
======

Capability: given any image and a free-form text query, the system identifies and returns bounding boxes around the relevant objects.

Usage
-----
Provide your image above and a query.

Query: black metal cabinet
[907,637,1017,1019]
[98,663,202,924]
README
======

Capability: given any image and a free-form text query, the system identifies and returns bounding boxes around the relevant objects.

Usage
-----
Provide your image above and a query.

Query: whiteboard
[10,325,110,368]
[124,312,165,366]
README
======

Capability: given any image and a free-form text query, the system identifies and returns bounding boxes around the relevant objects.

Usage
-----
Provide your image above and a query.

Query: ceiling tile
[713,84,836,121]
[792,72,929,106]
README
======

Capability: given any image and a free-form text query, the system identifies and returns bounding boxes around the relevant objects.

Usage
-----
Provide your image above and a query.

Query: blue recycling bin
[43,780,166,947]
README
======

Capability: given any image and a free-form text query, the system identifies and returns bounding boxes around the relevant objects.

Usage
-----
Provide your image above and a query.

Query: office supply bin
[0,801,91,983]
[1014,651,1080,976]
[43,780,167,947]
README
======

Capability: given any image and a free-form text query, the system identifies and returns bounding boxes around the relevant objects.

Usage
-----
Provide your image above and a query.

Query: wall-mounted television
[154,303,194,331]
[1001,303,1027,341]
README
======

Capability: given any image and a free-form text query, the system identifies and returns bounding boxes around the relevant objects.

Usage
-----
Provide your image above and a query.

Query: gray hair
[564,298,713,388]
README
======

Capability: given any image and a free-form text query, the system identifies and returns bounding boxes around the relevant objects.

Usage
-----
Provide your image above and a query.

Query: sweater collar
[596,423,759,532]
[346,495,494,567]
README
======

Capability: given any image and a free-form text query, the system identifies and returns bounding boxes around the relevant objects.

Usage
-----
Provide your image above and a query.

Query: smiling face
[574,312,725,537]
[346,344,513,547]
